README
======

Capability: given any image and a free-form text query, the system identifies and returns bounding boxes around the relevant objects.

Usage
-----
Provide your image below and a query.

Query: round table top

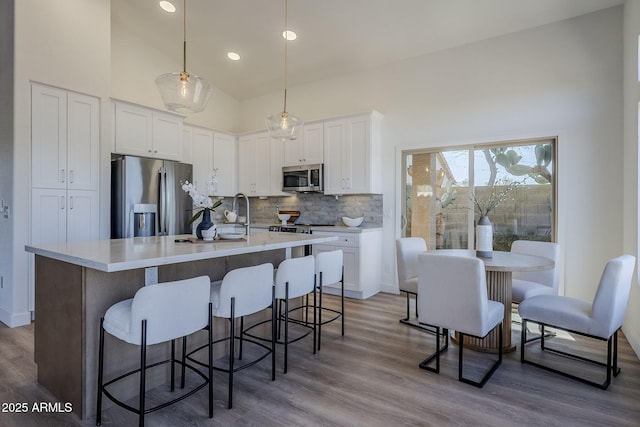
[428,249,554,272]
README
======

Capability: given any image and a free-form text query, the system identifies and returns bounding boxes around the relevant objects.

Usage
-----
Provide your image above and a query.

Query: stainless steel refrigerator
[111,155,193,238]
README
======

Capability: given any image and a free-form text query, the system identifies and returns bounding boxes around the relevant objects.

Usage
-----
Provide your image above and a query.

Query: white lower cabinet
[31,188,99,244]
[312,229,382,299]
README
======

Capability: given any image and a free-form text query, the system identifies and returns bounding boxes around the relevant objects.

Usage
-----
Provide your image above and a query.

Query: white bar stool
[96,276,213,427]
[187,263,275,409]
[315,250,344,351]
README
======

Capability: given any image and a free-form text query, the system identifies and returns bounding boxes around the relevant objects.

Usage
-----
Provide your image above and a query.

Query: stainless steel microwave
[282,164,324,192]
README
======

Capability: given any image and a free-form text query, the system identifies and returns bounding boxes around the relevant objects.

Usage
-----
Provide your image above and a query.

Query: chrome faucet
[232,192,250,235]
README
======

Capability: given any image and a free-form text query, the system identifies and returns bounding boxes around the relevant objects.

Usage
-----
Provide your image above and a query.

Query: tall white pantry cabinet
[30,83,100,309]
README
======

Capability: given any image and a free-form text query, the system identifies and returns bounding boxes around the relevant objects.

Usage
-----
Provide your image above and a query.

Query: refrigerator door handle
[159,167,167,235]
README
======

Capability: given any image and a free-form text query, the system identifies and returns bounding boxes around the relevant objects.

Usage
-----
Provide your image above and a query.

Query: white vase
[476,215,493,258]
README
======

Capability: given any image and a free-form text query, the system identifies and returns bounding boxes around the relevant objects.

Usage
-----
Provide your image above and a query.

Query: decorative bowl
[342,216,363,227]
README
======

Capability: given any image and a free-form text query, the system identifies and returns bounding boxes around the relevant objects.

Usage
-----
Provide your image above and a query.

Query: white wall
[623,0,640,356]
[6,0,111,327]
[110,18,242,133]
[240,7,633,345]
[0,1,15,324]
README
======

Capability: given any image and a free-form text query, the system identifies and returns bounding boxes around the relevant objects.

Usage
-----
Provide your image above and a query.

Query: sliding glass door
[401,138,555,251]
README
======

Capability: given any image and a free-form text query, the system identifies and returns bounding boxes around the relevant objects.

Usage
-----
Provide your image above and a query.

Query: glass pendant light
[266,0,303,141]
[156,0,212,115]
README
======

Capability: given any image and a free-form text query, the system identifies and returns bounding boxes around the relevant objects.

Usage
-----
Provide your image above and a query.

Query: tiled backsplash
[212,193,383,226]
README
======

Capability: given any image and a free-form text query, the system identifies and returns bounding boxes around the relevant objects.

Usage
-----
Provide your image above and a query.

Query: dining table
[429,249,555,353]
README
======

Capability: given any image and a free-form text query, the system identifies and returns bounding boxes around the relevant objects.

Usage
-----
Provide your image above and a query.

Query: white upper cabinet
[113,100,182,161]
[188,126,215,193]
[184,125,238,197]
[213,132,238,197]
[323,112,382,195]
[283,121,324,166]
[31,84,99,191]
[238,131,272,196]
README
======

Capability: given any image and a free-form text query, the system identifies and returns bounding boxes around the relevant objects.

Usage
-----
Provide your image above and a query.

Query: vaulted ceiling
[111,0,623,101]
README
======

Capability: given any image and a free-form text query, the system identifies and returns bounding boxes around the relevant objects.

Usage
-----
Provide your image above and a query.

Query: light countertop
[25,232,338,273]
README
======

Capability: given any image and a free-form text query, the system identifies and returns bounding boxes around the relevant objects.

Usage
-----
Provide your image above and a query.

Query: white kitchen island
[25,231,338,420]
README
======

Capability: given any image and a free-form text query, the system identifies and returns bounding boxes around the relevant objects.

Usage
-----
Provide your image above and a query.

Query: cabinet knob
[60,169,65,183]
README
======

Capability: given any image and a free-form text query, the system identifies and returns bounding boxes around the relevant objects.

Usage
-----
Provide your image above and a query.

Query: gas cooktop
[268,223,335,233]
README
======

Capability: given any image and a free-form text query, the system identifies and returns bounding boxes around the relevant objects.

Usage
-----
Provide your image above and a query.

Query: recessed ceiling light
[159,1,176,13]
[227,52,241,61]
[282,30,297,41]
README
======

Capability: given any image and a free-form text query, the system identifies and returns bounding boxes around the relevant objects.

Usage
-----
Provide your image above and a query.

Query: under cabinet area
[113,100,183,161]
[312,228,382,299]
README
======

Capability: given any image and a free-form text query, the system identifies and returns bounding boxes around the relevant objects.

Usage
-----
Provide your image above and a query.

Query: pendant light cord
[283,0,288,114]
[183,0,187,74]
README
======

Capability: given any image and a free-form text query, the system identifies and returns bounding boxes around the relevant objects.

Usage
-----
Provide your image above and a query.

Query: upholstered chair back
[128,276,211,345]
[590,255,636,338]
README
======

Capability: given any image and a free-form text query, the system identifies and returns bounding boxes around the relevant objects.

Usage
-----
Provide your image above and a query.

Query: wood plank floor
[1,293,639,426]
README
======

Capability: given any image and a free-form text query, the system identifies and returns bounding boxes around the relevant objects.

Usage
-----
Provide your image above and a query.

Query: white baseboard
[0,307,32,328]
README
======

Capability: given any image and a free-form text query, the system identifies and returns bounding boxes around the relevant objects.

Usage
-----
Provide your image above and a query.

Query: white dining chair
[417,252,504,387]
[511,240,559,304]
[396,237,429,329]
[519,254,635,389]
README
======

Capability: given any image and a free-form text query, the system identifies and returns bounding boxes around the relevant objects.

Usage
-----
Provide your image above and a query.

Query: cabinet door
[182,126,194,164]
[270,136,286,195]
[323,119,346,194]
[66,190,99,242]
[283,138,301,166]
[31,188,67,244]
[152,112,182,161]
[253,133,271,196]
[302,122,324,164]
[67,92,99,191]
[191,127,214,193]
[31,84,67,189]
[114,102,153,157]
[344,115,370,194]
[341,246,360,290]
[238,135,256,194]
[312,244,360,292]
[284,121,324,166]
[213,132,238,196]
